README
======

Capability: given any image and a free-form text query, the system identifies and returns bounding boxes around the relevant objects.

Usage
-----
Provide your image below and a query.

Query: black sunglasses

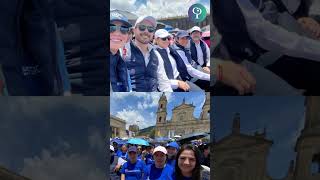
[110,24,130,34]
[160,37,171,41]
[137,24,155,33]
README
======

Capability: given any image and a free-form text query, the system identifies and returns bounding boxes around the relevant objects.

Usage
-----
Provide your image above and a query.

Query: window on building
[311,153,320,175]
[160,104,163,108]
[159,117,162,122]
[207,110,210,119]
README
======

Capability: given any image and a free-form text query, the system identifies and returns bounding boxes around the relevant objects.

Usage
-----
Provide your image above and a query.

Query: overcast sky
[0,97,108,180]
[212,96,305,179]
[110,0,210,19]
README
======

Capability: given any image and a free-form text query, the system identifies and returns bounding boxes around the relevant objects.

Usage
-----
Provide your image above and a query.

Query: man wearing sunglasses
[110,11,132,92]
[171,30,211,91]
[122,16,172,92]
[154,29,202,91]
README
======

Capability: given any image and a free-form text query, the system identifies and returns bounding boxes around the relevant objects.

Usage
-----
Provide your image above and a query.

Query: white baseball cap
[155,29,170,38]
[153,146,167,155]
[190,26,202,33]
[134,16,157,28]
[110,145,115,152]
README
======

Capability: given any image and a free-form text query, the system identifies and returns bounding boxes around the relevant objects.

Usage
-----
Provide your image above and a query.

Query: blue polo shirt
[167,159,176,167]
[117,150,128,160]
[120,159,146,180]
[143,164,174,180]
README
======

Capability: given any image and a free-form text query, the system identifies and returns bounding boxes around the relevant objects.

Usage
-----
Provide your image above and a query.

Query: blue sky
[110,92,207,129]
[110,0,210,19]
[212,96,305,179]
[0,97,107,180]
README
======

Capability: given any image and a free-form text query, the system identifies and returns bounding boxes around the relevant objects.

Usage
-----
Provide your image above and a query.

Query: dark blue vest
[212,0,268,63]
[157,47,192,81]
[173,43,196,66]
[126,42,158,92]
[190,40,208,67]
[110,52,129,92]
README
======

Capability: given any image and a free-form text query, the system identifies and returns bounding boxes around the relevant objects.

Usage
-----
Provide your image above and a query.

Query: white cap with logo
[153,146,167,155]
[135,16,157,28]
[155,29,170,38]
[189,26,202,33]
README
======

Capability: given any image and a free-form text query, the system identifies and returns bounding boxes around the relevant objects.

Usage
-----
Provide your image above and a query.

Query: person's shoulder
[200,165,210,180]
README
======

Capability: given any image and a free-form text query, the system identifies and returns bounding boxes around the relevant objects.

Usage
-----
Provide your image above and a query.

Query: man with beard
[122,16,172,92]
[172,30,211,91]
[189,26,210,74]
[166,142,179,167]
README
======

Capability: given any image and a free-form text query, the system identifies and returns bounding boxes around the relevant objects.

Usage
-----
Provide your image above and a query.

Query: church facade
[0,166,30,180]
[214,96,320,180]
[155,93,210,138]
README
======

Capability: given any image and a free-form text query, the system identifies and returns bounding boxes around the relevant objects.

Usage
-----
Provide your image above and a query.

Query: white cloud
[115,109,155,129]
[111,0,210,19]
[20,128,105,180]
[110,0,136,12]
[20,150,105,180]
[111,92,164,110]
[88,129,105,153]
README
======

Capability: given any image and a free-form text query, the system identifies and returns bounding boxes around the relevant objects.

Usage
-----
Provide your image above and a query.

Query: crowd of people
[110,11,210,92]
[211,0,320,96]
[110,140,210,180]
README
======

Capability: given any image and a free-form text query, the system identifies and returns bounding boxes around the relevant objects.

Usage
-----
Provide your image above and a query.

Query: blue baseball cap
[166,142,179,150]
[176,30,189,38]
[110,10,132,27]
[128,146,137,153]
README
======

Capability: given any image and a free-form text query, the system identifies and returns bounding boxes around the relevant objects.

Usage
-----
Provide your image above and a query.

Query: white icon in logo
[192,7,202,19]
[111,12,123,19]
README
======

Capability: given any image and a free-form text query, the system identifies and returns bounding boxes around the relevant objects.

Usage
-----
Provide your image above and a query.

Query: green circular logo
[188,3,207,23]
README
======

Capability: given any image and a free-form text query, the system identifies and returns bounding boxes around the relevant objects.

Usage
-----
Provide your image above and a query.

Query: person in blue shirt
[120,146,147,180]
[166,142,180,167]
[110,10,131,92]
[116,144,128,159]
[143,146,174,180]
[143,145,155,165]
[137,146,143,160]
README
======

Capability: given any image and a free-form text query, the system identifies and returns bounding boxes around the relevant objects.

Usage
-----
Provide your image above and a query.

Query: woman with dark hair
[173,144,210,180]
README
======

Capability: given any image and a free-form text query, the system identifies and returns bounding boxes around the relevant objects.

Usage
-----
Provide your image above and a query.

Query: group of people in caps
[110,11,210,92]
[110,141,210,180]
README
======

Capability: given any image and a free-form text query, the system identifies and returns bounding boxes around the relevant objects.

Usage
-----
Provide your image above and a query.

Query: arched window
[160,104,163,108]
[158,117,162,122]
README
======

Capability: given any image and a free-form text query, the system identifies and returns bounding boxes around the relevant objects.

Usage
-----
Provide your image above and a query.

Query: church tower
[200,92,210,120]
[294,96,320,180]
[156,93,167,125]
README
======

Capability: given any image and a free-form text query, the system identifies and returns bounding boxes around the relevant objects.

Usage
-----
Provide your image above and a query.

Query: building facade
[110,115,127,138]
[0,167,30,180]
[155,93,210,138]
[214,96,320,180]
[157,14,210,30]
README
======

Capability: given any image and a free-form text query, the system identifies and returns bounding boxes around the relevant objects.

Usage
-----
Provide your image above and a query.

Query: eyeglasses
[137,24,155,33]
[160,37,171,41]
[110,24,130,34]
